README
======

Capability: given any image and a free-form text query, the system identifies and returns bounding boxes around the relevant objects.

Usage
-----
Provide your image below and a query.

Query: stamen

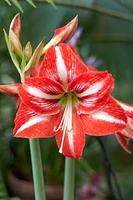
[54,107,68,132]
[59,126,67,154]
[54,92,73,154]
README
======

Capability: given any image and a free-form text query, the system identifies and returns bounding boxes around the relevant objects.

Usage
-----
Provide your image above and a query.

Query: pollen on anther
[53,126,57,132]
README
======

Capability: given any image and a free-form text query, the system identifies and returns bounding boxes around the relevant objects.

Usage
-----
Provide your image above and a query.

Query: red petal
[116,100,133,139]
[69,45,84,60]
[39,44,88,85]
[68,47,95,71]
[88,66,96,71]
[14,103,57,138]
[18,77,64,115]
[55,109,85,159]
[80,97,127,136]
[117,100,133,118]
[68,71,114,114]
[116,133,131,153]
[32,62,42,77]
[119,117,133,139]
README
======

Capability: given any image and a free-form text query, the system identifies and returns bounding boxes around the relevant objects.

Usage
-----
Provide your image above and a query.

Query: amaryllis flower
[13,43,127,159]
[116,101,133,153]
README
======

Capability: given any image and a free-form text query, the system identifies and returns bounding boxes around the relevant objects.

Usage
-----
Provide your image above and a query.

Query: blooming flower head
[1,14,131,158]
[13,43,127,159]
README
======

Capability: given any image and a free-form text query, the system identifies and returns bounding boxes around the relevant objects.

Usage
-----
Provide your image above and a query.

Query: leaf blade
[26,0,36,8]
[10,0,23,12]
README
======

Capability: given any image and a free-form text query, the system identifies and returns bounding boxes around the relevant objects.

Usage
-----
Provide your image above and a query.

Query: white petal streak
[77,81,104,98]
[92,111,125,124]
[68,130,75,157]
[118,102,133,112]
[57,93,75,156]
[27,86,60,99]
[121,129,131,138]
[16,115,47,135]
[55,46,67,86]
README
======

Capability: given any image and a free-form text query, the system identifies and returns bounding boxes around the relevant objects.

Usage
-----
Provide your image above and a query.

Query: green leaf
[26,0,36,8]
[10,0,23,12]
[4,0,11,6]
[23,37,45,74]
[45,0,56,8]
[32,0,133,22]
[3,29,22,76]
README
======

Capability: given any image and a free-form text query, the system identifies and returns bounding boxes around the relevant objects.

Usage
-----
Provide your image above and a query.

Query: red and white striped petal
[68,71,114,114]
[18,77,64,115]
[55,109,85,159]
[117,100,133,118]
[39,44,88,86]
[80,97,127,136]
[14,103,57,138]
[116,133,131,153]
[116,99,133,139]
[119,117,133,139]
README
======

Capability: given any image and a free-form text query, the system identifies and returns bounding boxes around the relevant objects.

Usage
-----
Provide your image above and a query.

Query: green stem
[63,157,75,200]
[29,138,46,200]
[0,168,9,200]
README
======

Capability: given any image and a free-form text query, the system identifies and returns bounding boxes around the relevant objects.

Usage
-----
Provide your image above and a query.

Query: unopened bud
[23,38,45,75]
[24,42,32,61]
[9,30,22,57]
[42,16,78,54]
[9,13,21,38]
[0,83,19,97]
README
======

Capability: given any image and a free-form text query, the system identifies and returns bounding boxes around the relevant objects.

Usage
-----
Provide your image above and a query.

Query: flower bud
[9,13,21,38]
[23,38,45,75]
[9,13,22,58]
[42,16,78,54]
[0,83,19,97]
[9,30,22,57]
[24,42,32,61]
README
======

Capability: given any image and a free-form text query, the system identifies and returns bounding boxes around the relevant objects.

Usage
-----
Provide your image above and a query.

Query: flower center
[59,91,78,107]
[54,92,78,154]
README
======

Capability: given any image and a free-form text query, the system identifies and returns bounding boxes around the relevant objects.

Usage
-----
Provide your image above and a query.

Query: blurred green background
[0,0,133,199]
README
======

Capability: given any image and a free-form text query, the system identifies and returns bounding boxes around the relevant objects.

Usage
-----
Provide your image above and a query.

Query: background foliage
[1,0,133,199]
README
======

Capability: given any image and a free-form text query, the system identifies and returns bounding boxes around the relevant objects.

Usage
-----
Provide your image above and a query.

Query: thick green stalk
[0,168,9,200]
[63,157,75,200]
[29,138,46,200]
